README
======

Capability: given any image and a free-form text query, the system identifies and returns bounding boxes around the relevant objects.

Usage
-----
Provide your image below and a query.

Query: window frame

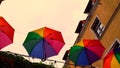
[91,16,105,39]
[75,20,86,34]
[84,0,97,13]
[103,39,120,57]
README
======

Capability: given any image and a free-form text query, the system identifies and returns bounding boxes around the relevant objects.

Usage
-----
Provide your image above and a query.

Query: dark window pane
[91,18,99,31]
[114,41,120,50]
[91,17,104,38]
[84,0,93,13]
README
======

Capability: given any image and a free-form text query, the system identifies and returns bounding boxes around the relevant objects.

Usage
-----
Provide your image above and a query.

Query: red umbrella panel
[0,17,15,49]
[23,27,65,60]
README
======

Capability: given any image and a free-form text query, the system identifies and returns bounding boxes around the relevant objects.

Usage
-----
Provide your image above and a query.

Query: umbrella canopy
[23,27,65,60]
[69,39,105,66]
[103,45,120,68]
[0,17,15,49]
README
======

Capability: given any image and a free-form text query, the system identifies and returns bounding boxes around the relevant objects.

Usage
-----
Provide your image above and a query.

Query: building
[66,0,120,68]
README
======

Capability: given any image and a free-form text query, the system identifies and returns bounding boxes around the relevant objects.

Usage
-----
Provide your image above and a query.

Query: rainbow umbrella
[103,46,120,68]
[69,39,105,66]
[0,17,15,49]
[23,27,65,60]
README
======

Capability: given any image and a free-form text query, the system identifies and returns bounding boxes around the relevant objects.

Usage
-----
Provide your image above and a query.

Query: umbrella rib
[84,48,91,65]
[45,39,58,57]
[43,39,46,60]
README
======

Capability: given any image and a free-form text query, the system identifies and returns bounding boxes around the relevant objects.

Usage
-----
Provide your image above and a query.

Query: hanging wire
[1,51,75,66]
[4,31,76,67]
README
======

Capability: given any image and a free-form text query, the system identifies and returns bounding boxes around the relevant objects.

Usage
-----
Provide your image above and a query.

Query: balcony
[75,20,86,33]
[84,0,96,14]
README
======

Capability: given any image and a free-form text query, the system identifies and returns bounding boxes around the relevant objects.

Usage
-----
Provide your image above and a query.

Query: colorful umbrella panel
[0,17,14,49]
[69,39,105,66]
[103,41,120,68]
[23,27,65,60]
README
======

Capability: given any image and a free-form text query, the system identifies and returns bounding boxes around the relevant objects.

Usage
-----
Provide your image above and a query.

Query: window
[110,40,120,51]
[84,0,96,13]
[103,39,120,60]
[107,39,120,54]
[91,17,105,38]
[75,20,86,33]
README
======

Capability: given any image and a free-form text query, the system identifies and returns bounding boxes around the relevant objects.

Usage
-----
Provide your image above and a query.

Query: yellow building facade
[66,0,120,68]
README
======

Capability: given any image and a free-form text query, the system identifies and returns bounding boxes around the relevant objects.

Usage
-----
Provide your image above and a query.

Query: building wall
[101,3,120,55]
[80,0,120,41]
[67,0,120,68]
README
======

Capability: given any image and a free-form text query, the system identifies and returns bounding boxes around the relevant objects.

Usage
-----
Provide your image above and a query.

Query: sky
[0,0,88,68]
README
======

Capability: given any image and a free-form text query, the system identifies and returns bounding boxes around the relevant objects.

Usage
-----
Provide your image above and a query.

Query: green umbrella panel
[69,45,84,64]
[23,32,43,54]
